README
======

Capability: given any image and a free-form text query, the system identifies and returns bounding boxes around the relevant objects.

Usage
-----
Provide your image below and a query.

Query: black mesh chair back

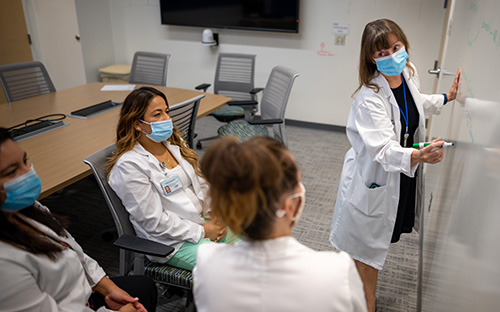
[0,61,56,102]
[169,95,204,149]
[129,51,170,86]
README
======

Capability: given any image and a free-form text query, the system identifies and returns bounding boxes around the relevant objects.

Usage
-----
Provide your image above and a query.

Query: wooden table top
[0,82,230,198]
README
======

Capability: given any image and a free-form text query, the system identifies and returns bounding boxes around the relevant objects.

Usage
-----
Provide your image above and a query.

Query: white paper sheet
[101,84,136,91]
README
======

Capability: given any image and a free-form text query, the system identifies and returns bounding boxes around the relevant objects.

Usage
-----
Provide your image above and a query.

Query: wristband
[442,93,448,105]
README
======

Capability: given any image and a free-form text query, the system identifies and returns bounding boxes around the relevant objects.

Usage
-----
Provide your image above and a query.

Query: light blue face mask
[374,47,408,76]
[1,165,42,212]
[140,119,173,142]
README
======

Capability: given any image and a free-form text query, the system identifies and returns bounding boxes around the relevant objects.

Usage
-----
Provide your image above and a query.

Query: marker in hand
[413,142,455,149]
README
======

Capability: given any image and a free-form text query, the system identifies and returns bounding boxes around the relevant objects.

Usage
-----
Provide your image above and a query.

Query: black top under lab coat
[391,77,419,243]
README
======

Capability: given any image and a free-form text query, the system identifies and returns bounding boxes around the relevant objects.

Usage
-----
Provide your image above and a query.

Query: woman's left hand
[447,68,461,102]
[214,227,228,242]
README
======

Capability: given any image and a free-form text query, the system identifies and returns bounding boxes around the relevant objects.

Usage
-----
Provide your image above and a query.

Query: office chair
[195,53,263,149]
[169,95,204,149]
[83,145,196,312]
[0,61,56,102]
[218,66,299,145]
[129,51,170,86]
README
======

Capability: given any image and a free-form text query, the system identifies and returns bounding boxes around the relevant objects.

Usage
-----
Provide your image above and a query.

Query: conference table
[0,82,231,199]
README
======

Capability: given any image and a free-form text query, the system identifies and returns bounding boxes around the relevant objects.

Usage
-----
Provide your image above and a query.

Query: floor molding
[285,119,346,133]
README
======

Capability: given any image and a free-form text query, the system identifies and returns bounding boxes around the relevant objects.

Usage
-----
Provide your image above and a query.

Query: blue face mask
[1,165,42,212]
[140,119,173,142]
[374,47,408,76]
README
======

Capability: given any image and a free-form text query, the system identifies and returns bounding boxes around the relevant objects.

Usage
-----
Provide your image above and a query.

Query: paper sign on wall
[333,22,349,45]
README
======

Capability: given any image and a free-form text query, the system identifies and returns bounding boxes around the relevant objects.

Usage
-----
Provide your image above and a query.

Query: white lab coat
[330,64,445,270]
[109,141,210,262]
[193,236,367,312]
[0,202,110,312]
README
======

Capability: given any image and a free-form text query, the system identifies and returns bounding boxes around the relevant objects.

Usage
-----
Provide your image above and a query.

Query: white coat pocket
[348,170,387,217]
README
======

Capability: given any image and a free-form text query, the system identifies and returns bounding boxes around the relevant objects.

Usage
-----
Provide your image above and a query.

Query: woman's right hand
[411,137,445,165]
[203,219,227,241]
[447,68,461,102]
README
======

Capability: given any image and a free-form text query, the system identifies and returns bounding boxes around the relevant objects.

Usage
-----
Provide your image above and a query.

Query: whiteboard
[421,0,500,311]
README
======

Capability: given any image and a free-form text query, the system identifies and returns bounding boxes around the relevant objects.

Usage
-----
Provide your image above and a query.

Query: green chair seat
[218,121,274,142]
[210,105,245,123]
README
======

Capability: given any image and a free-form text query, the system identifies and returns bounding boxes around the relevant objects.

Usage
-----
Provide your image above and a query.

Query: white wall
[81,0,446,127]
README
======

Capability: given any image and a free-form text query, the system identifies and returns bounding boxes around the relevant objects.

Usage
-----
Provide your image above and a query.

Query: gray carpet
[42,117,419,311]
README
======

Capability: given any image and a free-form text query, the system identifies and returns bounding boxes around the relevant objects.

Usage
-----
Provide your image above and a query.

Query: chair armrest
[248,117,283,125]
[195,83,211,92]
[249,87,264,95]
[113,234,174,257]
[227,100,258,106]
[227,100,259,111]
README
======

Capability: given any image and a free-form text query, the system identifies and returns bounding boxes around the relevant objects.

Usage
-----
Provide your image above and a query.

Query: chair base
[157,285,196,312]
[196,135,219,149]
[144,259,195,311]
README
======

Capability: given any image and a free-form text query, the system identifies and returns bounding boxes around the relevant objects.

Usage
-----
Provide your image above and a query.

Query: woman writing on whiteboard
[329,19,460,311]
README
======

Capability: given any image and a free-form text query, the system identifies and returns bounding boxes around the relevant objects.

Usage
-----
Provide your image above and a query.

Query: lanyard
[398,73,409,147]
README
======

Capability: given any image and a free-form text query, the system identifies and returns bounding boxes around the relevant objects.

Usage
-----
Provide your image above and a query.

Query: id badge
[160,175,183,195]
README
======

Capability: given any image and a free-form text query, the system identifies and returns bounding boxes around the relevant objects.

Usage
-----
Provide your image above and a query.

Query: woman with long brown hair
[107,87,238,271]
[329,19,461,311]
[0,128,157,312]
[194,136,366,312]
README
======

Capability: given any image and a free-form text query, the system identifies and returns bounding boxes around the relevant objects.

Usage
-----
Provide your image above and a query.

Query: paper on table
[101,85,136,91]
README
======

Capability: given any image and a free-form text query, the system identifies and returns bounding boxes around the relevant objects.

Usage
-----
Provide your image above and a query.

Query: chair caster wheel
[196,142,202,150]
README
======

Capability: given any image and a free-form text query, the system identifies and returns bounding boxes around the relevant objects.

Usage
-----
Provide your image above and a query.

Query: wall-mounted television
[159,0,300,33]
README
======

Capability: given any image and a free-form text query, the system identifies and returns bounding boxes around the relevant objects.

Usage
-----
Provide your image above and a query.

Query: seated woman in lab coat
[107,87,238,271]
[0,127,156,312]
[193,136,367,312]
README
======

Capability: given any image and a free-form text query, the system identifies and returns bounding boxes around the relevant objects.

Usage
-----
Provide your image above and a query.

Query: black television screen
[159,0,300,33]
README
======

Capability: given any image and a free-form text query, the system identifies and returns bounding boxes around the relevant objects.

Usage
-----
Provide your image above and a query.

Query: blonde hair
[201,136,299,240]
[106,87,202,176]
[354,18,414,96]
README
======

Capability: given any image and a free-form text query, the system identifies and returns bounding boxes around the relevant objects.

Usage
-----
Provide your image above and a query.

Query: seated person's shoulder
[196,242,233,265]
[320,249,354,261]
[112,148,149,171]
[305,249,357,273]
[115,148,139,163]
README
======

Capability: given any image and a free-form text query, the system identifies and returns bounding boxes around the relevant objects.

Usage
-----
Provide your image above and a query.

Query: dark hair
[355,18,414,95]
[201,136,299,240]
[0,127,68,261]
[106,87,202,175]
[0,127,11,145]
